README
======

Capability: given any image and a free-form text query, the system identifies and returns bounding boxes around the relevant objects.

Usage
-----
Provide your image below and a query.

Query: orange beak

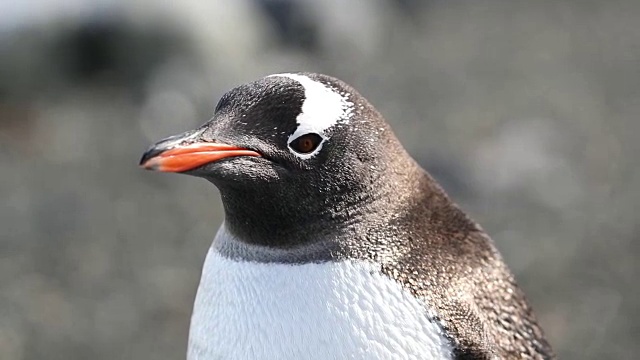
[140,142,261,173]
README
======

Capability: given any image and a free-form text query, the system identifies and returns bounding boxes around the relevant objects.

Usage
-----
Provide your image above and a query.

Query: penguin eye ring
[288,133,323,154]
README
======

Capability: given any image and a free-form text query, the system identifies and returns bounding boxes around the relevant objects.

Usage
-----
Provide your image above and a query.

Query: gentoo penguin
[140,73,555,359]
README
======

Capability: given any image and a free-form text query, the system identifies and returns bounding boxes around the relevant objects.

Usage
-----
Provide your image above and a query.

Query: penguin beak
[140,132,261,173]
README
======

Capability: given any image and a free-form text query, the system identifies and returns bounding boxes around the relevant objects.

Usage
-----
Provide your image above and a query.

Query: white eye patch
[269,73,354,159]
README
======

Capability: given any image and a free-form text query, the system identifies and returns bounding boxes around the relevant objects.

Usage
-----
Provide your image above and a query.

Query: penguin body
[141,73,555,359]
[188,225,452,360]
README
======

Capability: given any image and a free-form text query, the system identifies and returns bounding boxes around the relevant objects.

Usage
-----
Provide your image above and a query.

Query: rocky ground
[0,1,638,359]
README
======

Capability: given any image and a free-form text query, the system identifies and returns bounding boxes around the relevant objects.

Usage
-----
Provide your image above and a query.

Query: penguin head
[141,73,398,189]
[140,73,409,245]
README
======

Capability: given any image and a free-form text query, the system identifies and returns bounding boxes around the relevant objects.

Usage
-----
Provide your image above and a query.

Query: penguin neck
[215,155,425,254]
[217,181,387,249]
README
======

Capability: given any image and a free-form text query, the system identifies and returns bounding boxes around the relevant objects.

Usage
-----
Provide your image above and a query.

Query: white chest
[187,246,452,360]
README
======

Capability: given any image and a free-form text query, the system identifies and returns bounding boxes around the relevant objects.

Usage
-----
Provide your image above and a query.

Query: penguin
[140,73,555,359]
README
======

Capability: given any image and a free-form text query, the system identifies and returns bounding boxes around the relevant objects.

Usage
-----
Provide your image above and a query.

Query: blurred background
[1,0,638,359]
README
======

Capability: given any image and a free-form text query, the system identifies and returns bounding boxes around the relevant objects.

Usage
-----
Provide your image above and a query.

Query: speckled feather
[314,77,555,358]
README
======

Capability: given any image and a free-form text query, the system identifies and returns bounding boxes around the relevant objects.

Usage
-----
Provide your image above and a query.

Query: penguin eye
[289,133,323,154]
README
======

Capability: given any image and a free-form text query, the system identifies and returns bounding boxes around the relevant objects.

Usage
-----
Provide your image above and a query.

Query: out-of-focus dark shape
[253,0,319,51]
[0,14,191,101]
[60,19,125,81]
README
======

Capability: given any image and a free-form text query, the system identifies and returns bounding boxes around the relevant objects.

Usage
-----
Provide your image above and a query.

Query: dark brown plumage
[327,85,556,358]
